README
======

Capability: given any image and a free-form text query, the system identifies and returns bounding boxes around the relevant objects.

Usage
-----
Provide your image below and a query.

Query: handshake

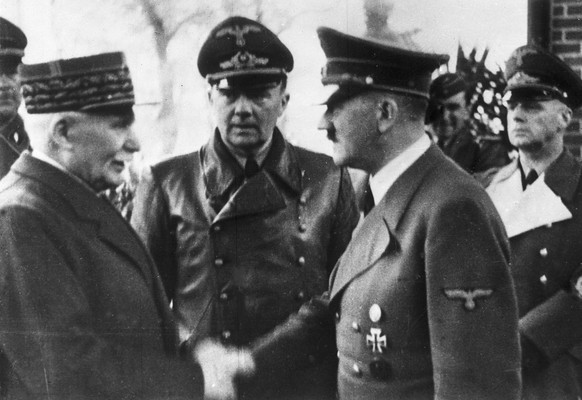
[195,338,256,400]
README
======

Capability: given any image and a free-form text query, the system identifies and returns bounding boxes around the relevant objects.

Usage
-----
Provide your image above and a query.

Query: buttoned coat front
[253,144,522,400]
[131,129,359,399]
[0,154,202,400]
[487,151,582,399]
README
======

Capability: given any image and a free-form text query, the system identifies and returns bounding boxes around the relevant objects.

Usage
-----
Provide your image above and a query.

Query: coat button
[219,292,229,301]
[352,363,362,377]
[221,330,231,340]
[296,291,306,301]
[539,275,548,284]
[351,322,360,332]
[213,225,221,232]
[335,312,340,323]
[298,256,306,266]
[539,248,548,257]
[299,196,307,205]
[214,258,224,267]
[369,359,392,381]
[299,223,307,232]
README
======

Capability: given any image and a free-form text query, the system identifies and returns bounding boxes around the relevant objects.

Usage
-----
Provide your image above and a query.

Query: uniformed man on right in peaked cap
[487,44,582,400]
[131,15,358,400]
[0,16,29,180]
[248,27,521,399]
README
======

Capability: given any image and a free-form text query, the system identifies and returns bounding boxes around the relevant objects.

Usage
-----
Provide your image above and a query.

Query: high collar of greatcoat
[490,150,582,204]
[8,153,155,281]
[202,127,302,200]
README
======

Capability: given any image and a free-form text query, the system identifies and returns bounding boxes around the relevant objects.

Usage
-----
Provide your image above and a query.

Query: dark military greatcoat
[0,154,203,399]
[131,128,359,399]
[252,144,522,399]
[0,114,29,179]
[488,151,582,399]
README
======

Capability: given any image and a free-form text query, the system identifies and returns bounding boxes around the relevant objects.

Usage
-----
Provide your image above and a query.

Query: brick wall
[550,0,582,153]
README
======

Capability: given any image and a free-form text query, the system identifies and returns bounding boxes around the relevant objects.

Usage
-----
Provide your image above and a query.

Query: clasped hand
[195,338,256,400]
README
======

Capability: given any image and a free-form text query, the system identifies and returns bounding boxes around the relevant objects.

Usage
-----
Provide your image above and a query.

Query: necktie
[524,169,538,189]
[244,157,260,179]
[362,182,375,216]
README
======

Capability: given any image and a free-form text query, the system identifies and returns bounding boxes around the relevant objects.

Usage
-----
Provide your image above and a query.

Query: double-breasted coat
[487,151,582,399]
[0,114,29,180]
[252,144,522,399]
[131,129,359,399]
[0,154,203,399]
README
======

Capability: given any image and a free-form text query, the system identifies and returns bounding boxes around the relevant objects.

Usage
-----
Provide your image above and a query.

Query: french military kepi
[317,27,449,106]
[504,44,582,109]
[19,52,135,114]
[0,16,27,74]
[197,16,294,89]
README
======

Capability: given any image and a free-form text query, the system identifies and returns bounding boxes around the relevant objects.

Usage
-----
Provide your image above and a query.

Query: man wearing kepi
[130,16,359,400]
[487,45,582,399]
[248,28,521,399]
[0,17,29,179]
[0,52,252,399]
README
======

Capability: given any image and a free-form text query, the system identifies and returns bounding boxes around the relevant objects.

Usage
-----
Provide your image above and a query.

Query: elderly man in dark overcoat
[0,52,252,400]
[487,45,582,399]
[0,16,29,179]
[130,16,359,400]
[246,27,522,400]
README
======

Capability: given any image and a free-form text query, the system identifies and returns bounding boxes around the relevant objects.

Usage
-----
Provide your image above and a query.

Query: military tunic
[253,144,522,399]
[0,114,29,179]
[131,129,359,399]
[487,151,582,399]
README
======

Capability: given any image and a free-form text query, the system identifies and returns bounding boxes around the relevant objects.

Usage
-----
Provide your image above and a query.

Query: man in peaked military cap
[427,72,509,174]
[0,16,29,180]
[248,27,522,399]
[487,44,582,400]
[0,52,254,400]
[131,16,359,400]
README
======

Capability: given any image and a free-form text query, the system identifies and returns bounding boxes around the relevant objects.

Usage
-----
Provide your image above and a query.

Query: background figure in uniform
[487,45,582,400]
[131,16,359,400]
[0,52,252,400]
[0,16,29,179]
[248,27,521,400]
[427,72,509,174]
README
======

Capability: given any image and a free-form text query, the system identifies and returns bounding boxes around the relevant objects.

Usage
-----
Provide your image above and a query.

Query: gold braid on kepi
[19,52,135,114]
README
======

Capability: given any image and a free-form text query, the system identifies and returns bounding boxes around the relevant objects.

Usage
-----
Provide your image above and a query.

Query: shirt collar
[369,134,431,204]
[228,133,273,168]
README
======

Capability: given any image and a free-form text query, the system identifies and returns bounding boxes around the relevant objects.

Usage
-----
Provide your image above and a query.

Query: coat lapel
[329,145,440,300]
[214,170,287,221]
[203,128,301,222]
[488,152,578,238]
[12,154,154,283]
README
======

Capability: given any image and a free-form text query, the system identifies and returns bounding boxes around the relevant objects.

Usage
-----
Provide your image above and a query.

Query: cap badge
[507,71,541,87]
[444,288,493,311]
[366,328,387,353]
[219,50,269,71]
[216,24,262,47]
[514,47,538,68]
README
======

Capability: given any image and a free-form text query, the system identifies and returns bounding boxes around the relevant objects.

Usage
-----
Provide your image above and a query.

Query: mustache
[326,126,337,142]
